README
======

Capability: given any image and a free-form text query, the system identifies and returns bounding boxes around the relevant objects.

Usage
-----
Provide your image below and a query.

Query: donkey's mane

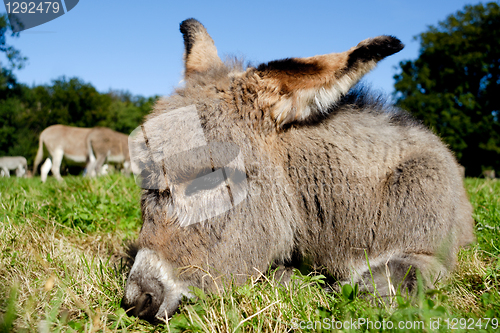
[336,84,423,128]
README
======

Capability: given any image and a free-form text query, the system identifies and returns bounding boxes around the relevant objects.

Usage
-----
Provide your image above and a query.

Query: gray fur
[122,19,474,321]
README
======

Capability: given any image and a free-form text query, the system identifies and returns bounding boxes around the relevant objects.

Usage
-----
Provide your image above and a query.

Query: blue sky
[1,0,483,98]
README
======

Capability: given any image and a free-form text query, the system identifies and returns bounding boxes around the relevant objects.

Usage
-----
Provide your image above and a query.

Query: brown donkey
[122,18,474,321]
[86,127,131,177]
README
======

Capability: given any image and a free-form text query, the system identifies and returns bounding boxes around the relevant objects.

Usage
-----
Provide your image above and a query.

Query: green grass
[0,175,499,332]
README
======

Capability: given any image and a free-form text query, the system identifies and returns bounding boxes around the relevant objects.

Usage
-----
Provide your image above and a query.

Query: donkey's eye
[225,168,246,184]
[183,167,246,196]
[184,168,225,196]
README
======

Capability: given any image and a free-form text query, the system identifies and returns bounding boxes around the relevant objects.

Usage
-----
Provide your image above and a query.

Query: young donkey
[123,19,474,321]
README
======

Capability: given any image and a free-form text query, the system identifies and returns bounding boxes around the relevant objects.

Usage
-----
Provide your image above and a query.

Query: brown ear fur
[180,18,223,77]
[256,36,404,127]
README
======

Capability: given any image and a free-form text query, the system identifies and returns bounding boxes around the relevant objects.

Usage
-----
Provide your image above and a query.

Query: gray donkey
[122,18,474,321]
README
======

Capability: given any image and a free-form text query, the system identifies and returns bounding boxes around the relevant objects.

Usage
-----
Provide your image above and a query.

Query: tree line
[0,14,156,171]
[0,72,156,168]
[394,2,500,176]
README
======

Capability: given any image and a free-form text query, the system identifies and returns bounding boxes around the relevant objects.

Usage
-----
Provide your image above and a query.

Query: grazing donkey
[122,19,474,321]
[86,127,131,177]
[34,124,93,182]
[0,156,27,177]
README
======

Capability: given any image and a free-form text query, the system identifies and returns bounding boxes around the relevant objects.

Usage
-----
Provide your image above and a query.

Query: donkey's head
[122,18,403,321]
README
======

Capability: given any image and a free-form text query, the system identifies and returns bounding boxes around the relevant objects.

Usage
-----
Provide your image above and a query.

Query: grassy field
[0,175,499,332]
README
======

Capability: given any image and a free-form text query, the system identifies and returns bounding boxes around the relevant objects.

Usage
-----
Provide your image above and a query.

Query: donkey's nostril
[129,291,162,321]
[122,278,165,322]
[135,292,153,316]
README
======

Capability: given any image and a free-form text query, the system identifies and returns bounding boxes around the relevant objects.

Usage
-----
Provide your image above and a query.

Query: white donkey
[0,156,27,177]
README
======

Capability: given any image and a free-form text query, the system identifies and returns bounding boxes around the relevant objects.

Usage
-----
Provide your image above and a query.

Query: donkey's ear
[180,19,223,77]
[256,36,404,127]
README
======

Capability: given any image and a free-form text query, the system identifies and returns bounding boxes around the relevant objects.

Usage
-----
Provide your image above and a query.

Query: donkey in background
[34,124,131,181]
[86,127,131,177]
[0,156,27,177]
[34,124,92,182]
[122,19,474,321]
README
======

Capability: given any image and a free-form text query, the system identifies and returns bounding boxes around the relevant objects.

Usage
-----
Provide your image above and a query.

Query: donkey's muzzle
[122,277,165,322]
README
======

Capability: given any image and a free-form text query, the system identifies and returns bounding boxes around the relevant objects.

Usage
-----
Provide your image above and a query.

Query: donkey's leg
[352,154,460,297]
[1,167,9,177]
[271,266,295,286]
[95,155,107,176]
[50,148,64,181]
[16,165,25,177]
[85,151,98,177]
[351,253,447,298]
[40,158,52,183]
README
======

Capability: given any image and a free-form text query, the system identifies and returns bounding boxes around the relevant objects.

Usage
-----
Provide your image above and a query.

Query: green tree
[0,15,156,170]
[0,13,28,163]
[14,77,156,166]
[394,2,500,176]
[0,13,26,69]
[103,90,156,134]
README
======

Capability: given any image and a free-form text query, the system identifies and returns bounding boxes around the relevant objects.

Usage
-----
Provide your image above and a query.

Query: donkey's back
[282,90,474,293]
